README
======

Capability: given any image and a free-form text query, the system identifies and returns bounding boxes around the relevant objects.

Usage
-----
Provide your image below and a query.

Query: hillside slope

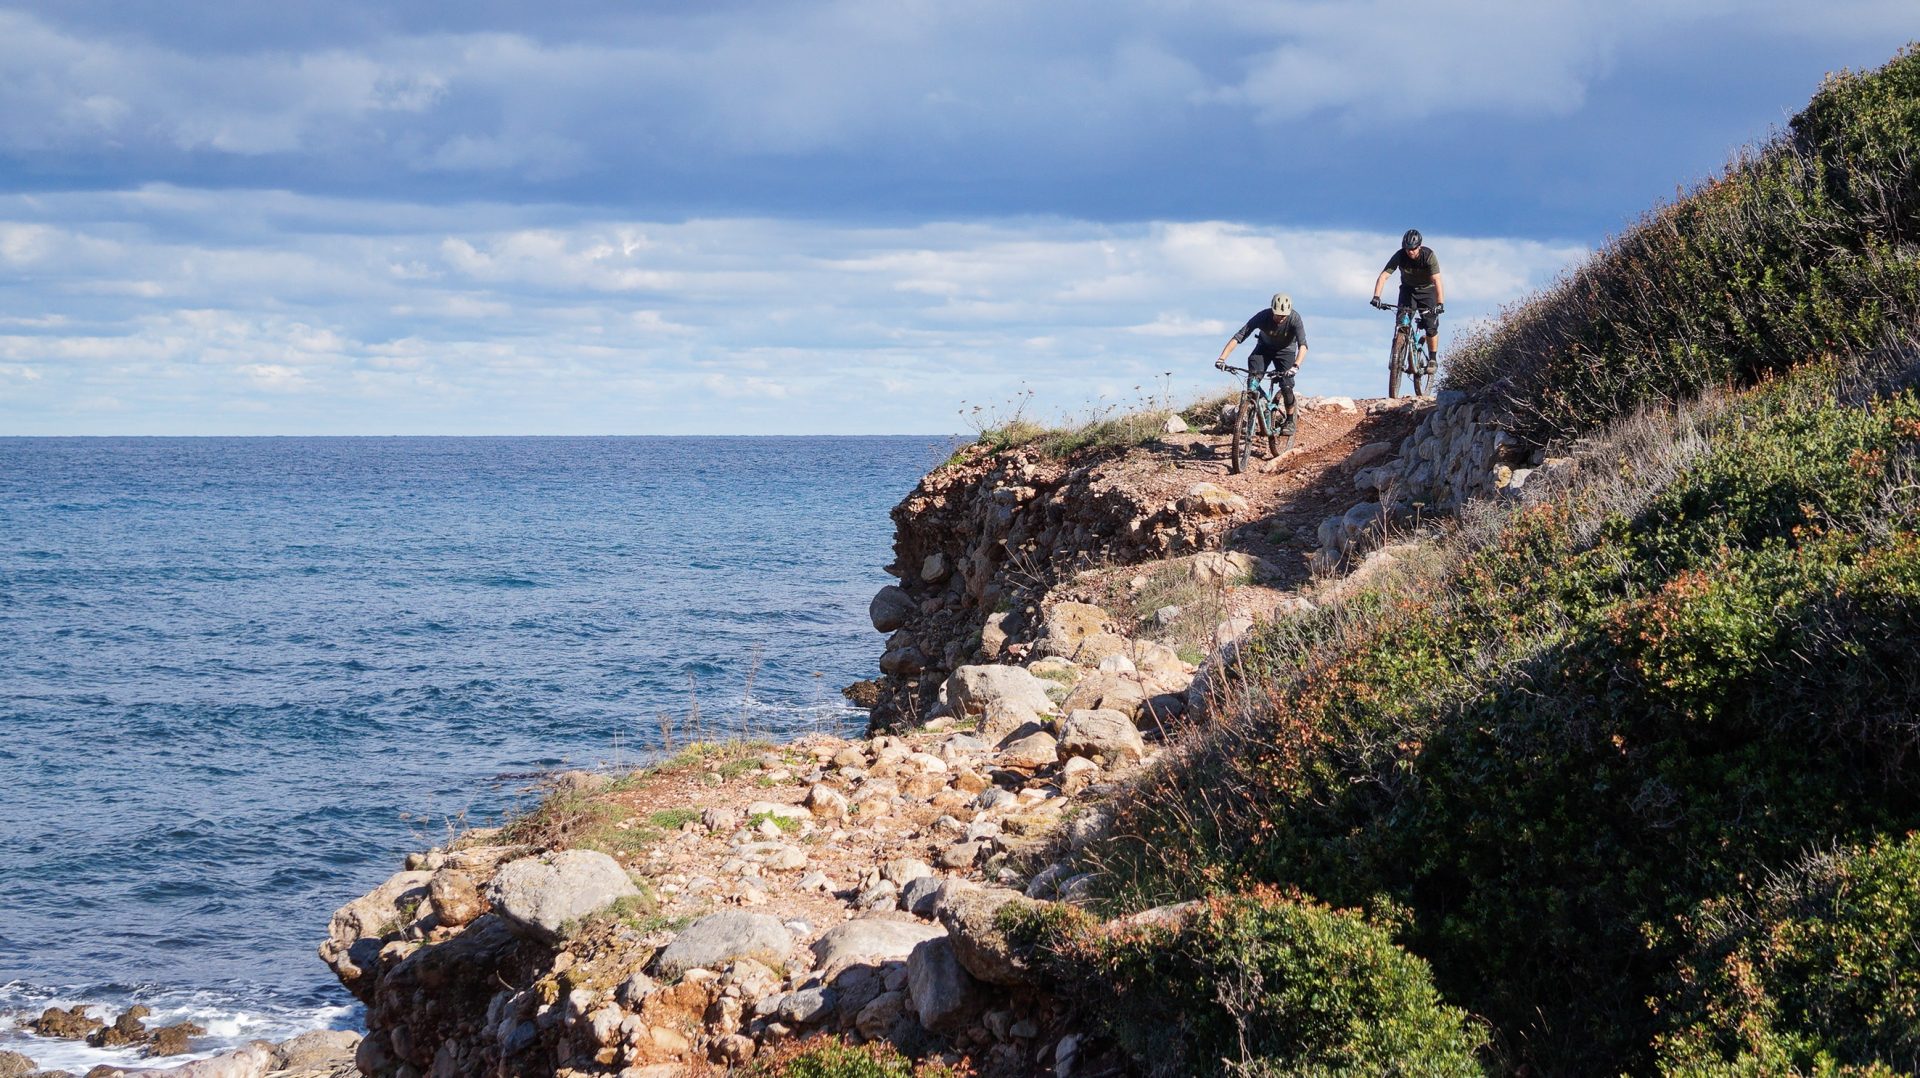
[1040,45,1920,1077]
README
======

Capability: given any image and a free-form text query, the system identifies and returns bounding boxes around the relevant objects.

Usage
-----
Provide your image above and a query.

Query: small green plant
[748,1037,970,1077]
[746,811,801,834]
[646,808,700,830]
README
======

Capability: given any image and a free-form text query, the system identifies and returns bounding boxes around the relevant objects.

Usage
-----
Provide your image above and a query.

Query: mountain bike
[1372,297,1437,398]
[1220,364,1295,474]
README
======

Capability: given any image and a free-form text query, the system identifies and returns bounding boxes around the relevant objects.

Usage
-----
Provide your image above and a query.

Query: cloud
[0,4,1911,233]
[0,186,1586,434]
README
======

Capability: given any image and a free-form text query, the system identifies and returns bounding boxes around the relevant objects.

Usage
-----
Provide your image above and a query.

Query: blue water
[0,436,945,1068]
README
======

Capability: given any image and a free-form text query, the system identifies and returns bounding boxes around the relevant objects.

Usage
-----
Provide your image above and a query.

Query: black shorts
[1398,284,1440,337]
[1248,351,1298,381]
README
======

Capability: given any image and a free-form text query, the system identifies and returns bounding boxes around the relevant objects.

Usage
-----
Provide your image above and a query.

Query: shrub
[1008,889,1486,1077]
[1656,834,1920,1076]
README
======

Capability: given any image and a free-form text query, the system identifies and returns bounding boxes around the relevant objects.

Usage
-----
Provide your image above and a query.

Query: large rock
[937,886,1046,986]
[0,1051,35,1078]
[1059,672,1149,718]
[1058,709,1146,763]
[484,849,640,943]
[869,585,916,633]
[120,1045,273,1077]
[1031,603,1110,660]
[318,869,432,999]
[811,918,947,974]
[907,936,984,1034]
[946,665,1056,719]
[999,728,1059,768]
[273,1029,362,1071]
[428,867,486,927]
[1186,551,1276,588]
[655,911,793,977]
[1179,483,1249,517]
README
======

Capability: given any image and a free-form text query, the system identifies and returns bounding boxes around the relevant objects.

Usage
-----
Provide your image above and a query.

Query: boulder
[1179,483,1249,517]
[119,1045,273,1078]
[484,850,640,943]
[0,1052,34,1078]
[1058,709,1146,763]
[946,665,1056,719]
[1030,602,1110,660]
[1161,413,1189,434]
[881,857,936,887]
[1059,672,1148,718]
[811,918,947,974]
[920,552,951,583]
[318,869,432,998]
[272,1030,361,1071]
[1348,440,1394,469]
[999,729,1059,768]
[937,886,1046,986]
[869,585,916,633]
[908,936,984,1034]
[655,911,794,978]
[1069,632,1131,668]
[428,868,486,927]
[1187,550,1274,588]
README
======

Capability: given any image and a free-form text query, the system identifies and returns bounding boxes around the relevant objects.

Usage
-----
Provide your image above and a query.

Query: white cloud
[0,187,1586,434]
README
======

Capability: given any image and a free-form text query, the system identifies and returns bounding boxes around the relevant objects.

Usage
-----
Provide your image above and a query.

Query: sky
[0,2,1913,435]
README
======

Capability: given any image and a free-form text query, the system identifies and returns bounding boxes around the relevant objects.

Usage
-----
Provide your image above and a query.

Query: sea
[0,436,950,1071]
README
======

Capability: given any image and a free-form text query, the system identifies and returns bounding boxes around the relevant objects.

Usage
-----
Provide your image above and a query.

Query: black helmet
[1402,229,1423,251]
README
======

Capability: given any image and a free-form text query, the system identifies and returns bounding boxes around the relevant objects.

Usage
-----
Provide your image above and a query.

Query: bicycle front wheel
[1229,392,1256,474]
[1266,404,1282,458]
[1389,329,1409,399]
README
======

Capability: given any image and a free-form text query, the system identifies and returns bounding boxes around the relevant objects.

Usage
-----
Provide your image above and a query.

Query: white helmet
[1270,292,1293,317]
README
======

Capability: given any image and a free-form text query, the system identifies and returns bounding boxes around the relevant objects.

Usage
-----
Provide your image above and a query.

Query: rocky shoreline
[14,394,1483,1078]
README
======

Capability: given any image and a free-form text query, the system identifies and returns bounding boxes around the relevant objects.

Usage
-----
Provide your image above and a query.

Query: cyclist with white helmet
[1371,229,1445,376]
[1216,292,1308,434]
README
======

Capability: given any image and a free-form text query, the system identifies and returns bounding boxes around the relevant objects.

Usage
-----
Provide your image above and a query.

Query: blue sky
[1,2,1913,435]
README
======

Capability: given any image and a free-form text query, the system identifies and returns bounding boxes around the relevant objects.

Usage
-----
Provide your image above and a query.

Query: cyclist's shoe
[1279,413,1297,435]
[1424,352,1440,376]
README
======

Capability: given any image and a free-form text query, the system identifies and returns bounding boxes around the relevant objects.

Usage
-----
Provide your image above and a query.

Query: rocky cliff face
[864,438,1255,729]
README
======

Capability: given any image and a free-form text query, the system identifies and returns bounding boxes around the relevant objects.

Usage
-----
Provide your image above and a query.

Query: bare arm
[1433,271,1445,307]
[1293,343,1307,371]
[1371,269,1393,302]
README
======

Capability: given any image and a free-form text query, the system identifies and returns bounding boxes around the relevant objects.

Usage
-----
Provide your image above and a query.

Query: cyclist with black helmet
[1215,292,1308,434]
[1371,229,1445,376]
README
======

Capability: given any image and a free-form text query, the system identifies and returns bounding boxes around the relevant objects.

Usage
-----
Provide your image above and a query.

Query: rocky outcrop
[486,850,641,943]
[866,440,1258,727]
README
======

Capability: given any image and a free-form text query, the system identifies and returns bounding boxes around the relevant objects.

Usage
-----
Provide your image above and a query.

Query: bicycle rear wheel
[1388,329,1408,399]
[1266,403,1282,458]
[1229,392,1256,474]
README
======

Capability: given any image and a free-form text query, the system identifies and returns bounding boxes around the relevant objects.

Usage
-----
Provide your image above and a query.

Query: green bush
[1656,834,1920,1076]
[1007,889,1485,1077]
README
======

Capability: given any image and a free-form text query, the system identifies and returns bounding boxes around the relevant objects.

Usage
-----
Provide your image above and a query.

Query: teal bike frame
[1220,364,1293,474]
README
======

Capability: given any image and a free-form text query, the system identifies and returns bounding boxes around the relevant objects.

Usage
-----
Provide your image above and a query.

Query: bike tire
[1266,404,1282,458]
[1388,329,1407,399]
[1412,366,1427,396]
[1229,392,1255,474]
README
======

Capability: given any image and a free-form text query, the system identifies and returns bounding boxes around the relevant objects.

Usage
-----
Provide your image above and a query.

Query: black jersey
[1383,247,1441,290]
[1231,308,1308,358]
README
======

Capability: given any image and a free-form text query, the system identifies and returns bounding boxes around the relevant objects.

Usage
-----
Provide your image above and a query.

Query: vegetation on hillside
[1055,46,1920,1076]
[1448,45,1920,446]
